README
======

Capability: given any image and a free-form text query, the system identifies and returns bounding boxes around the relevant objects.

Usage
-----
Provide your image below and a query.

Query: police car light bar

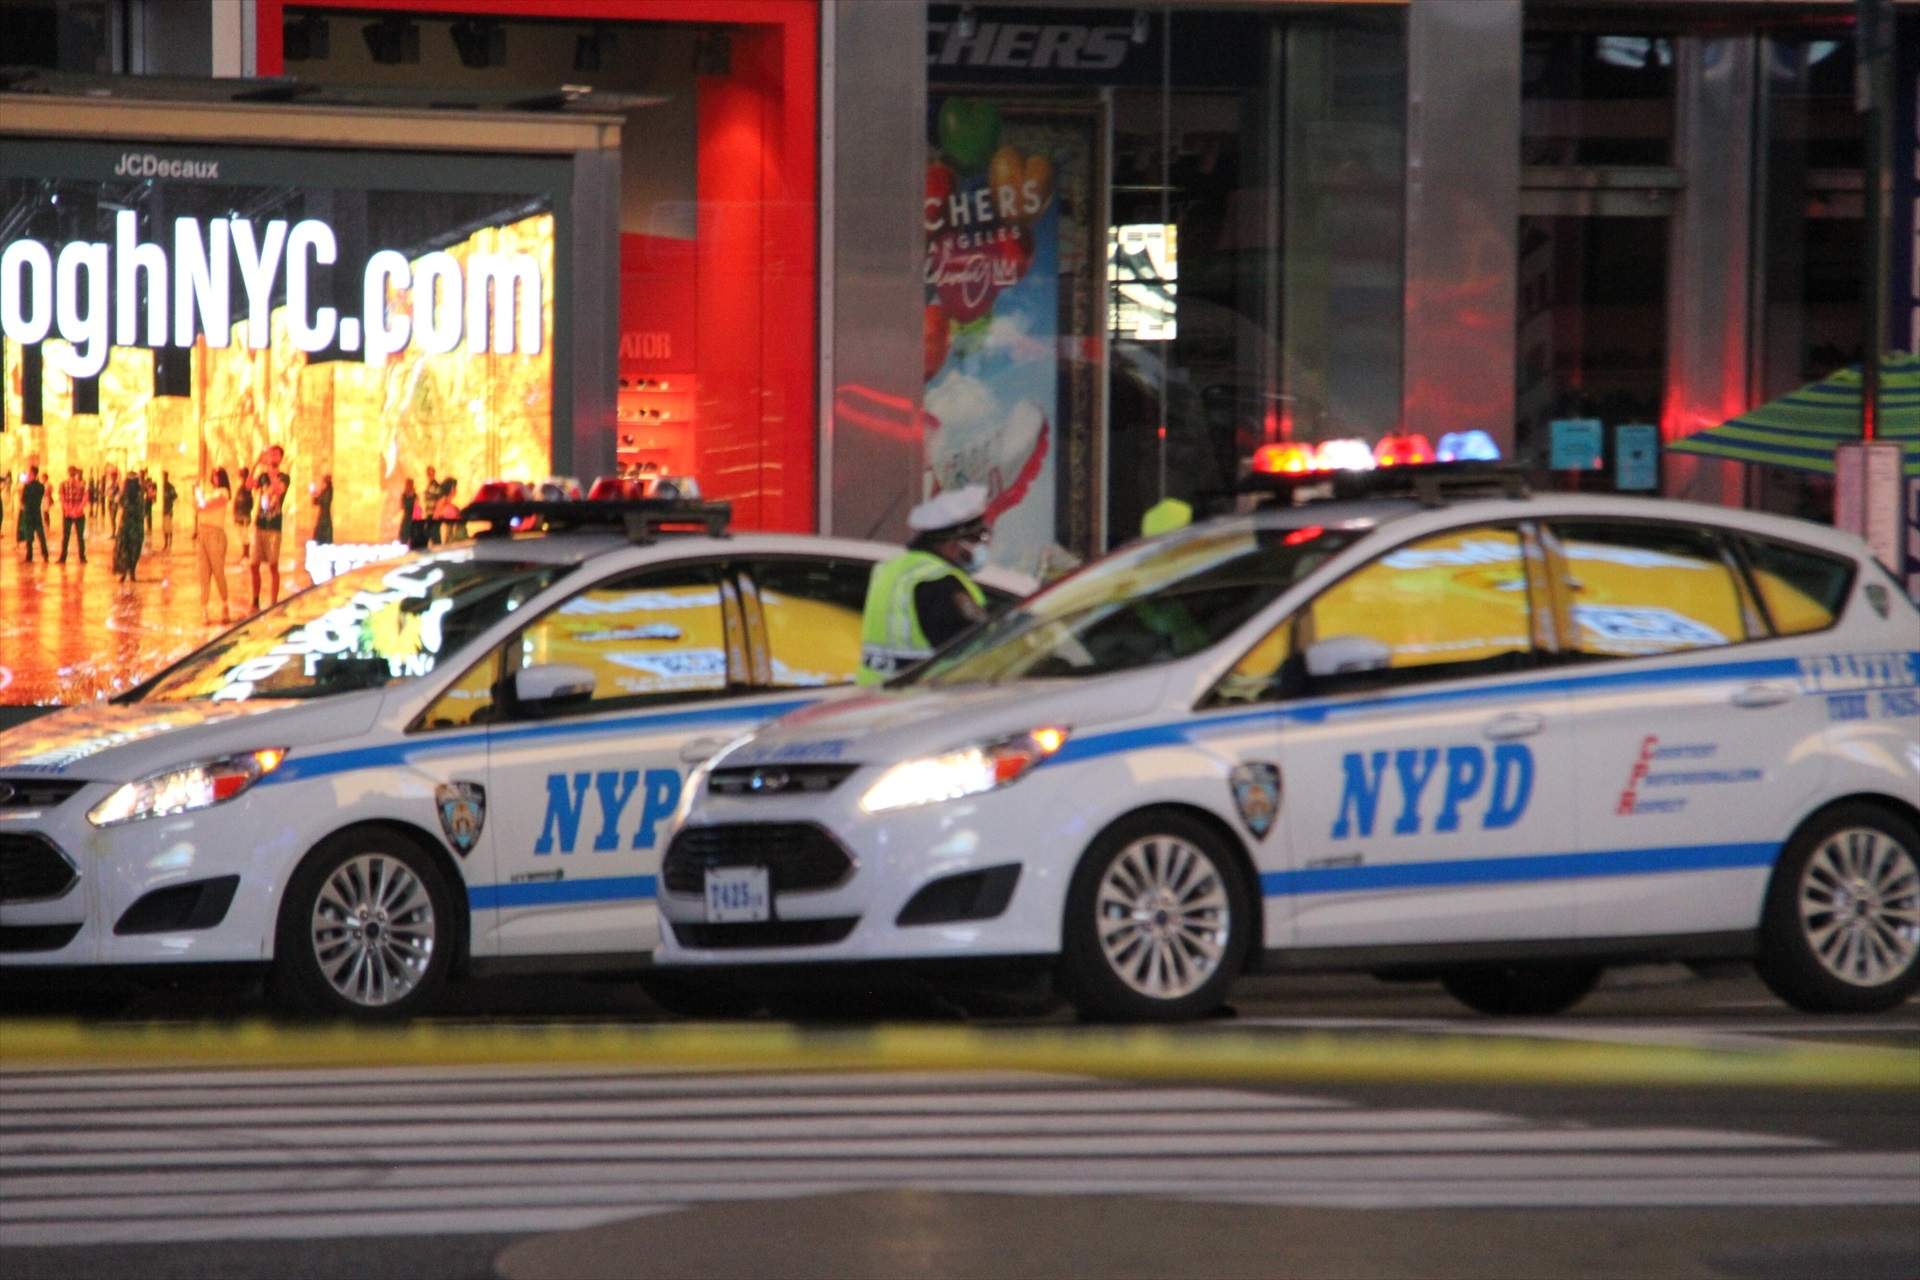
[461,498,733,543]
[1239,461,1529,508]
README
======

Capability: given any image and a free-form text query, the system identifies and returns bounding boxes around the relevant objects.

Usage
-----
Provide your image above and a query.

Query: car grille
[663,823,854,895]
[0,833,78,903]
[0,778,87,810]
[667,917,860,949]
[707,764,859,797]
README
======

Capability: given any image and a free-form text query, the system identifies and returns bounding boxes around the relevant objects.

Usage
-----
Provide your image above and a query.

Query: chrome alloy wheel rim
[1798,827,1920,988]
[1096,836,1231,1000]
[311,853,436,1007]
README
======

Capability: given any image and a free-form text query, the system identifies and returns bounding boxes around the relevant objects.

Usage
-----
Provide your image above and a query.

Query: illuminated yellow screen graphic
[0,214,554,705]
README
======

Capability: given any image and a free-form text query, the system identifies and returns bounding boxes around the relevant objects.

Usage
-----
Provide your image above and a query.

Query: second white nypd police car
[658,476,1920,1020]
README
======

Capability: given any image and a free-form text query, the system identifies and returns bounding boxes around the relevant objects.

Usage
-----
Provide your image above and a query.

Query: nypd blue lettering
[1331,743,1533,839]
[534,768,682,854]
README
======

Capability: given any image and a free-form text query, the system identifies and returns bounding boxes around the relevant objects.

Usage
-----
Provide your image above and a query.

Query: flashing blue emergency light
[1437,430,1502,463]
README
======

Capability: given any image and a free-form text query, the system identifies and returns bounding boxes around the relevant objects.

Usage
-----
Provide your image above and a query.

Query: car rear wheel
[273,830,455,1020]
[1058,811,1251,1022]
[1439,964,1602,1016]
[1756,804,1920,1014]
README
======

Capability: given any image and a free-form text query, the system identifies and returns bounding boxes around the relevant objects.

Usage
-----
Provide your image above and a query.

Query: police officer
[858,485,991,686]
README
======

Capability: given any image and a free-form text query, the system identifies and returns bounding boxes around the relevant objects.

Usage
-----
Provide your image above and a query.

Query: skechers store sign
[1,212,544,378]
[926,5,1260,87]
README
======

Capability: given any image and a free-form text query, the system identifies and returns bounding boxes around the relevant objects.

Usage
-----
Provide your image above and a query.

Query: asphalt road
[1,968,1916,1280]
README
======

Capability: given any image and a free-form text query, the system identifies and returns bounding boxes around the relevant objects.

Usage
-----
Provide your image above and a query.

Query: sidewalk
[0,526,284,704]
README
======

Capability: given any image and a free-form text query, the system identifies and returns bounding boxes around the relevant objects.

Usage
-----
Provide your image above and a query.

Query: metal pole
[1857,0,1895,441]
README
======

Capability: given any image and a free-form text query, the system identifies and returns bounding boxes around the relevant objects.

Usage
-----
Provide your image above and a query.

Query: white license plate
[704,866,771,923]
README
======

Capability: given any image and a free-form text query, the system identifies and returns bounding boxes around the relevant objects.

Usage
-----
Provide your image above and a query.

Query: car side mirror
[513,663,596,711]
[1304,635,1392,680]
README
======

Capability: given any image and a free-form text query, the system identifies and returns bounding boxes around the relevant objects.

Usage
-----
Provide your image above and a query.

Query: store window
[924,4,1404,570]
[1517,23,1678,482]
[271,1,817,531]
[1,0,113,73]
[1515,215,1670,470]
[1752,32,1864,523]
[1521,31,1676,166]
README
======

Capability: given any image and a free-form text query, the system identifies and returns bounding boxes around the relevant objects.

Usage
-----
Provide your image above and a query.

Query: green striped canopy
[1668,351,1920,476]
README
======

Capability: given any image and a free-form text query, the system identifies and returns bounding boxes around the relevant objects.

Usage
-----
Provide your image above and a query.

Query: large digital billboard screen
[0,139,567,704]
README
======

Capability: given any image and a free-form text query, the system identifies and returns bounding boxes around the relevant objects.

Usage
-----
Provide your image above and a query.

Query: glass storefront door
[924,3,1405,573]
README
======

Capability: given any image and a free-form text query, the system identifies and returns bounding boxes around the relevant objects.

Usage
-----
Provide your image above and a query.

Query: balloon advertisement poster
[925,97,1103,574]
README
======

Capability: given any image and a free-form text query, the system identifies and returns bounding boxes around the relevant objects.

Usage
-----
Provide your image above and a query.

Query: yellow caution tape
[2,1018,1916,1090]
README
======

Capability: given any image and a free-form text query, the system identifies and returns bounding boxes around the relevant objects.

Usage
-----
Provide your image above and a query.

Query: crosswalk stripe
[0,1085,1347,1118]
[0,1068,1057,1095]
[10,1150,1915,1202]
[0,1205,675,1248]
[0,1125,1822,1170]
[2,1106,1492,1142]
[0,1107,1518,1154]
[14,1156,1917,1227]
[2,1065,1911,1246]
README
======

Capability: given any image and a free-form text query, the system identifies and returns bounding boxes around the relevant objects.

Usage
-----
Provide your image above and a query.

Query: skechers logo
[1331,743,1534,839]
[534,769,682,855]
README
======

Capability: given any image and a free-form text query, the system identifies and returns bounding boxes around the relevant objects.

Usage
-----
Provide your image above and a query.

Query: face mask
[967,543,990,572]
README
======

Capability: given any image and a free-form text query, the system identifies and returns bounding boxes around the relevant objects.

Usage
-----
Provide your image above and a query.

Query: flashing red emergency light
[1250,443,1315,475]
[588,476,641,502]
[1373,433,1435,467]
[471,480,528,505]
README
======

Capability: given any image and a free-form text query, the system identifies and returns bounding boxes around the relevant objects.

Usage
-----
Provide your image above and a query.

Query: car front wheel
[273,830,455,1019]
[1058,811,1251,1022]
[1756,804,1920,1014]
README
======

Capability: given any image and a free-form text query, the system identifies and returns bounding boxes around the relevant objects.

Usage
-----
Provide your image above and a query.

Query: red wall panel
[256,0,818,531]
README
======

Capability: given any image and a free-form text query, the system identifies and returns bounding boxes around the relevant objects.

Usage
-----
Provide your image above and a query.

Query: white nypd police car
[658,478,1920,1020]
[0,497,1026,1017]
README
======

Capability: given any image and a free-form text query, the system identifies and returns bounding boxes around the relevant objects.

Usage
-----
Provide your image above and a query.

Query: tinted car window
[911,522,1362,685]
[140,552,565,703]
[1549,522,1747,657]
[751,558,873,687]
[511,566,734,708]
[1740,536,1854,636]
[1300,525,1534,682]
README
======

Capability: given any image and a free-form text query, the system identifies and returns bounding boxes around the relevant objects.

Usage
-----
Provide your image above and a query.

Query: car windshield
[909,520,1366,685]
[136,551,568,703]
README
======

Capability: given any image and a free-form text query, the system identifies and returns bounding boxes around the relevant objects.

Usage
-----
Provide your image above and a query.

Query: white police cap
[906,484,989,533]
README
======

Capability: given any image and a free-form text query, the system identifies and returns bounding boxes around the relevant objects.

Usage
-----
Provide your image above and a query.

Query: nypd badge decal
[436,781,487,856]
[1229,763,1281,839]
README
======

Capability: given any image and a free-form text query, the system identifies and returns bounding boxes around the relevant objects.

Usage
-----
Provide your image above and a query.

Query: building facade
[4,0,1914,582]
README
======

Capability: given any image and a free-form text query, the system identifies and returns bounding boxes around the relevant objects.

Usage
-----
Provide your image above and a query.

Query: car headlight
[86,748,288,828]
[859,727,1068,814]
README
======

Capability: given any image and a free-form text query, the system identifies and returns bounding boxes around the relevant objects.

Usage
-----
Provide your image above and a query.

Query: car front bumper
[1,784,308,967]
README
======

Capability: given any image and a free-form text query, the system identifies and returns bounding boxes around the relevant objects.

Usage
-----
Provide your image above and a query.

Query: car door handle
[679,736,733,765]
[1483,712,1544,740]
[1731,683,1795,709]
